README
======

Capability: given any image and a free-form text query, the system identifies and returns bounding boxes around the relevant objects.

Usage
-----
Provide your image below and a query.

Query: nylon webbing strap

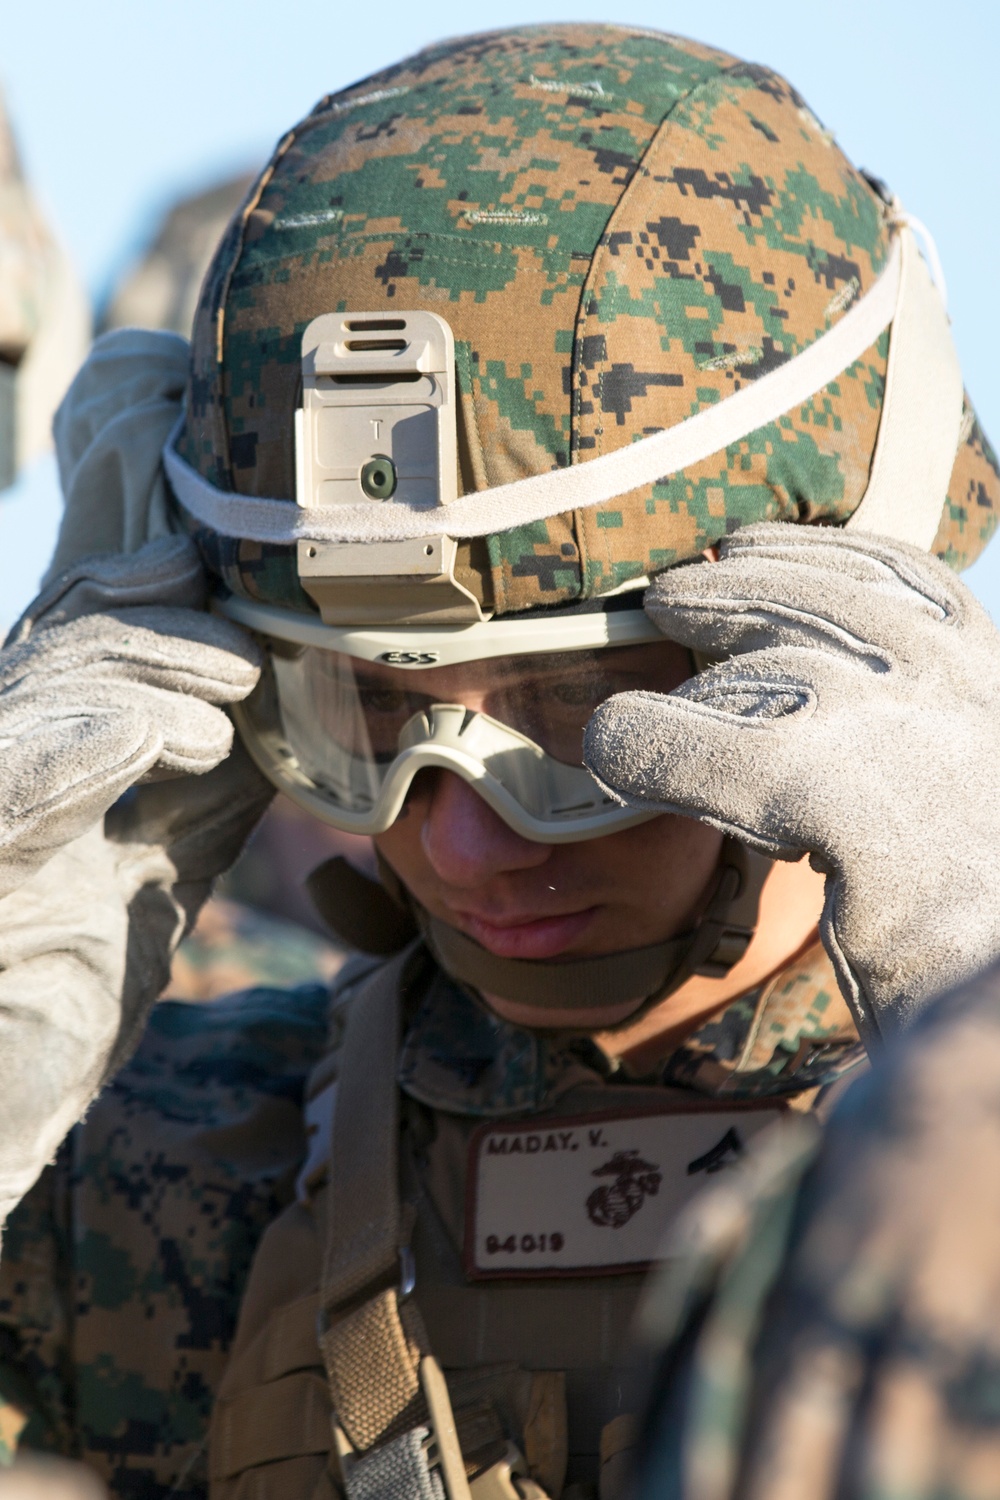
[420,838,767,1014]
[845,222,964,549]
[163,231,910,546]
[670,842,771,987]
[321,947,413,1312]
[210,1371,332,1480]
[320,1287,429,1451]
[318,945,442,1465]
[423,918,689,1010]
[347,1427,444,1500]
[307,855,419,955]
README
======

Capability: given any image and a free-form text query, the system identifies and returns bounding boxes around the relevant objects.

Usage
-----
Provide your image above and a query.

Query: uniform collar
[397,937,865,1118]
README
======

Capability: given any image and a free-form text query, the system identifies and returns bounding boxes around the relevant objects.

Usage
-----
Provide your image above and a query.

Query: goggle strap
[421,914,691,1014]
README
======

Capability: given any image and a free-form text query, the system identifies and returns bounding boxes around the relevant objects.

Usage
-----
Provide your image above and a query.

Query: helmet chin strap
[306,838,770,1029]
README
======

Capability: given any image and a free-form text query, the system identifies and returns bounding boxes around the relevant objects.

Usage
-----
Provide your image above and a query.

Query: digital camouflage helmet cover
[167,23,999,615]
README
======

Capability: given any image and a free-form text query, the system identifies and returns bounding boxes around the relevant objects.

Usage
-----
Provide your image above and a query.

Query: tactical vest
[205,939,852,1500]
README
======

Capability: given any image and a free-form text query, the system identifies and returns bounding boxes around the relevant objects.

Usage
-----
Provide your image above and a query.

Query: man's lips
[449,905,599,960]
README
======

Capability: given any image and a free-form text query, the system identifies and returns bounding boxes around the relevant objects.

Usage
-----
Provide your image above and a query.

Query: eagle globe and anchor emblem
[586,1150,663,1229]
[585,1127,746,1229]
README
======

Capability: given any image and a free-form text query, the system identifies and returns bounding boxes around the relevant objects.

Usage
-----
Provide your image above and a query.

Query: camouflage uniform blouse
[0,940,862,1498]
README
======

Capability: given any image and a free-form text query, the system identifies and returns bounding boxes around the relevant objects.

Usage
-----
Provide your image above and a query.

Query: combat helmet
[162,23,1000,1007]
[0,89,89,490]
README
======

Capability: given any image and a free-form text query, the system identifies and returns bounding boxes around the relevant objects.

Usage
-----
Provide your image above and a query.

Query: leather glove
[584,522,1000,1047]
[0,535,272,1219]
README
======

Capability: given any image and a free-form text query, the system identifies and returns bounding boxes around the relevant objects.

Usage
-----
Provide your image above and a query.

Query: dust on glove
[0,536,272,1220]
[584,522,1000,1047]
[1,536,261,893]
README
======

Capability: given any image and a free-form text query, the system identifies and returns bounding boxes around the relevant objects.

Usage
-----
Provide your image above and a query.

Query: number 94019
[485,1232,565,1255]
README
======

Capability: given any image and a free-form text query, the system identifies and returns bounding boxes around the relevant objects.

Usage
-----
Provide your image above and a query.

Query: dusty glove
[584,522,1000,1047]
[0,535,272,1218]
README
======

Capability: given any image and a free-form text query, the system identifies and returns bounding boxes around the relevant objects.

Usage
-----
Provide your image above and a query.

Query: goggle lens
[271,638,690,782]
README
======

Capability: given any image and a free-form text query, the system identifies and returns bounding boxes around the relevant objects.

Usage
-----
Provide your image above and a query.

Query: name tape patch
[466,1104,783,1278]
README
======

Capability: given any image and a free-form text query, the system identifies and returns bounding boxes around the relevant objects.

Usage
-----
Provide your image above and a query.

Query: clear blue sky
[2,0,998,627]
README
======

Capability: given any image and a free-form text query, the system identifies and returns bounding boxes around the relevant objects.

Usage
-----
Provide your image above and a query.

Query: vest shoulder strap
[321,945,415,1313]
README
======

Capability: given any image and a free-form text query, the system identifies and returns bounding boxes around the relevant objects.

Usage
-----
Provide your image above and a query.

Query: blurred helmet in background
[0,89,89,492]
[100,172,255,340]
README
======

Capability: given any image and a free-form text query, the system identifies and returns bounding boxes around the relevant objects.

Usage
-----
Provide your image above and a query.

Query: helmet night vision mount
[294,309,482,626]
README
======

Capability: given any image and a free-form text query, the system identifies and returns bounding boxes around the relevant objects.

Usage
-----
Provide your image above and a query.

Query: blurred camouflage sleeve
[634,961,1000,1500]
[0,1152,74,1465]
[0,983,329,1494]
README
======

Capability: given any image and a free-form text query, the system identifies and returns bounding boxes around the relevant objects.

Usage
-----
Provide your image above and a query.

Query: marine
[0,22,999,1500]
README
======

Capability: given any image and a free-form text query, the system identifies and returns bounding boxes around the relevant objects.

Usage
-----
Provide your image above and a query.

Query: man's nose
[419,769,552,887]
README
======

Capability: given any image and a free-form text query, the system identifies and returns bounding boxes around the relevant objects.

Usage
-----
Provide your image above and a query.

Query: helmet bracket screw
[361,455,397,499]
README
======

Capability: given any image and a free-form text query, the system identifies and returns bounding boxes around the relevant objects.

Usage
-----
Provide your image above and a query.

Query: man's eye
[359,687,411,715]
[552,680,605,709]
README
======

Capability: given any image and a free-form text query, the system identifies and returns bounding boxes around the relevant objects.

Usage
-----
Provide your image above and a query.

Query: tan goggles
[218,595,689,842]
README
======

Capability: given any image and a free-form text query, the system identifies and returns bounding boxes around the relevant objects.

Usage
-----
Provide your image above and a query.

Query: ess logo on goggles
[379,650,441,666]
